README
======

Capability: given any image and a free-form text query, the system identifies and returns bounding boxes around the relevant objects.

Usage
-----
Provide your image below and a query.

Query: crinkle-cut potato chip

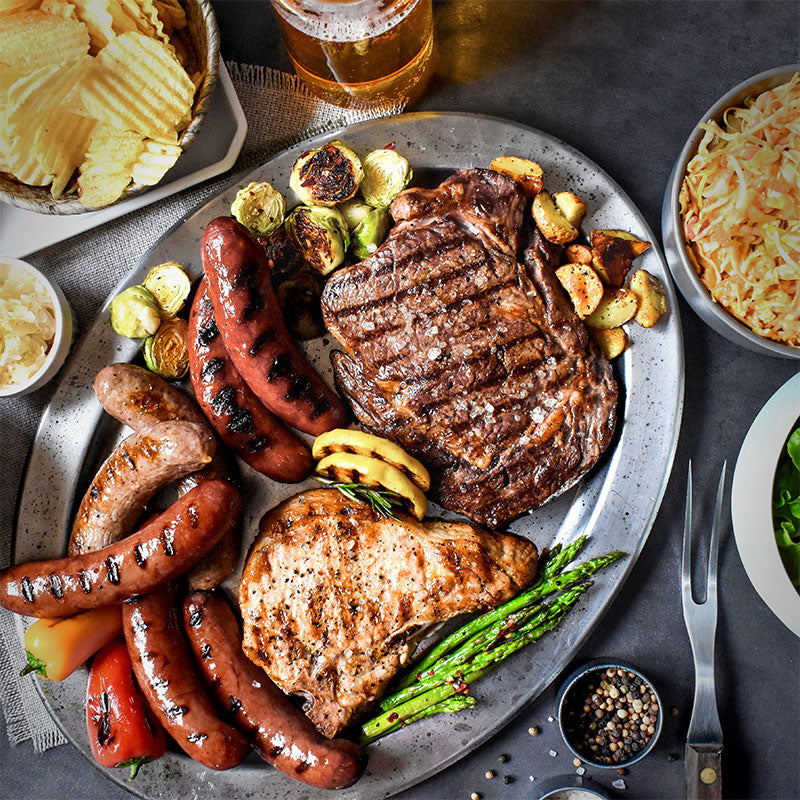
[131,138,181,185]
[34,110,95,198]
[0,0,38,16]
[68,31,194,139]
[134,0,168,42]
[0,10,90,71]
[154,0,185,32]
[39,0,78,19]
[6,150,52,185]
[105,0,137,35]
[77,123,143,206]
[69,0,115,52]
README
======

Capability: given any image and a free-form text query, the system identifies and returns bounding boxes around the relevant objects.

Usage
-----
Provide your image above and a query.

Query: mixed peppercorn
[562,667,660,765]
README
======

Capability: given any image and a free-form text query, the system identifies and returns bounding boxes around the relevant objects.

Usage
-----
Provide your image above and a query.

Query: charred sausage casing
[183,591,364,789]
[188,280,313,483]
[69,420,216,557]
[0,480,241,618]
[93,362,237,590]
[201,216,348,435]
[123,584,250,770]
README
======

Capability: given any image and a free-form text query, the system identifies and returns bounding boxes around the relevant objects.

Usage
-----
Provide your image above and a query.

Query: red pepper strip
[87,638,166,779]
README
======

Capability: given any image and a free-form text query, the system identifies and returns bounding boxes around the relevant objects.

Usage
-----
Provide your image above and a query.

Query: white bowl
[662,64,800,360]
[0,257,75,397]
[731,372,800,636]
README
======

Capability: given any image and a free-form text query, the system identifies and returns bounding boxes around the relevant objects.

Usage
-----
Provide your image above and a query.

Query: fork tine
[706,461,727,597]
[681,460,693,602]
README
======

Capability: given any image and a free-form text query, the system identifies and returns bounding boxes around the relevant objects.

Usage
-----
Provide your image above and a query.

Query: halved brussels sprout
[285,206,350,275]
[231,181,286,237]
[352,207,391,260]
[338,198,373,233]
[142,261,191,318]
[110,286,162,339]
[360,148,412,207]
[143,318,190,380]
[290,140,363,207]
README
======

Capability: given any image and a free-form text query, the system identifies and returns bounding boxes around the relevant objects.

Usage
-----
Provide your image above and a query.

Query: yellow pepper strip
[21,605,123,681]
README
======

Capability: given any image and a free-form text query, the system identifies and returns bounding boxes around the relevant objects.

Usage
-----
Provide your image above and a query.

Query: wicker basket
[0,0,220,215]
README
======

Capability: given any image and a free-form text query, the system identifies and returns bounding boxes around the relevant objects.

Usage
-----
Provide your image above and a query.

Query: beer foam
[273,0,418,42]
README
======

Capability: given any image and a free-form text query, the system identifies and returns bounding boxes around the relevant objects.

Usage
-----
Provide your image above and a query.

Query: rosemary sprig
[314,477,405,520]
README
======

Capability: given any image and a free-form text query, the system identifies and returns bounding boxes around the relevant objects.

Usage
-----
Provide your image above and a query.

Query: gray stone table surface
[2,2,799,799]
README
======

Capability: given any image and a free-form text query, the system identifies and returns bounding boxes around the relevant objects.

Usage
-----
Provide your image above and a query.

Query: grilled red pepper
[87,638,167,778]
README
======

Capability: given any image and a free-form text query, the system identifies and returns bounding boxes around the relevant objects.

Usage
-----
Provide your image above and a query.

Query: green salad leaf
[773,424,800,590]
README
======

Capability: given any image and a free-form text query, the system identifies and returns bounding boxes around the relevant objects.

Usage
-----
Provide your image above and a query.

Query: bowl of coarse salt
[0,257,75,397]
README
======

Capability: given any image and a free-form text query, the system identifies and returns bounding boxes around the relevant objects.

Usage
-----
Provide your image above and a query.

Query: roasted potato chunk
[553,191,587,228]
[590,327,629,359]
[555,263,604,318]
[564,243,593,265]
[584,288,639,329]
[532,191,579,245]
[590,229,651,286]
[490,156,543,197]
[629,269,667,328]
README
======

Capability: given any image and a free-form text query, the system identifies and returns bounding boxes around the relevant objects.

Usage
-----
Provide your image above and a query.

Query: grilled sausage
[188,281,313,483]
[202,216,348,435]
[183,591,364,789]
[68,421,216,557]
[0,480,241,618]
[93,363,237,590]
[123,584,249,770]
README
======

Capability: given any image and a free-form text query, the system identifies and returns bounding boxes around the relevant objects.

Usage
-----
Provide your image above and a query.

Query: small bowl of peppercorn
[556,659,663,769]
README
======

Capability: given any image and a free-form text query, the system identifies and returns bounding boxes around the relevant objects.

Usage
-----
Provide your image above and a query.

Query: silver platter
[13,112,684,800]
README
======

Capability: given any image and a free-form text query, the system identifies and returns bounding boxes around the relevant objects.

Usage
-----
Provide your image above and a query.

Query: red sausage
[0,481,241,618]
[183,591,364,789]
[201,216,348,435]
[188,280,313,483]
[123,584,249,770]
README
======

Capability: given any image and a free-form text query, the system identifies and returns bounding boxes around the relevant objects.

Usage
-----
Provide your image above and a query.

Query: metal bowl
[661,64,800,360]
[0,0,219,215]
[556,659,663,769]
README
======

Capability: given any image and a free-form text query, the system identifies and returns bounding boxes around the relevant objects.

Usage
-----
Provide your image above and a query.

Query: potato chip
[0,11,90,70]
[34,110,95,197]
[39,0,78,20]
[153,0,184,32]
[131,138,181,185]
[69,31,194,138]
[6,149,51,185]
[132,0,168,43]
[77,122,143,206]
[0,0,38,17]
[68,0,115,51]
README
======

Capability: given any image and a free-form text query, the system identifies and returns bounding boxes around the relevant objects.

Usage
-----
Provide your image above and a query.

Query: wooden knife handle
[685,743,722,800]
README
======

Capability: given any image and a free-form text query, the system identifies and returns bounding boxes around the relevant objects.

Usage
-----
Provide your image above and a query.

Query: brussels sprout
[290,140,363,207]
[143,318,190,380]
[142,261,191,318]
[110,286,161,339]
[338,198,373,233]
[360,148,412,208]
[231,181,286,237]
[285,206,350,275]
[352,208,391,260]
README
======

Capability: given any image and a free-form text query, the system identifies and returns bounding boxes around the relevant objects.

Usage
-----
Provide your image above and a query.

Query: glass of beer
[269,0,434,108]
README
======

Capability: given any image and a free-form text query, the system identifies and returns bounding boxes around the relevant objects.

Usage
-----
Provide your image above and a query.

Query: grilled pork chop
[239,489,538,737]
[321,168,618,528]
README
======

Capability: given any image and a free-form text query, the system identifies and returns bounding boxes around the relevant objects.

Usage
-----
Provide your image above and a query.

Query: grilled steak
[239,489,538,737]
[321,168,618,528]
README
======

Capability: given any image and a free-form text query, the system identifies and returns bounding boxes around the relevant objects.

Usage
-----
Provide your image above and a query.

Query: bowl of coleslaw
[662,65,800,359]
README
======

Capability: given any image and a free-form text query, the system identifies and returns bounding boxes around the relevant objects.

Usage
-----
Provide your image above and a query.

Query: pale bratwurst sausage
[123,583,250,770]
[183,591,365,789]
[0,480,241,618]
[68,420,215,557]
[202,216,348,435]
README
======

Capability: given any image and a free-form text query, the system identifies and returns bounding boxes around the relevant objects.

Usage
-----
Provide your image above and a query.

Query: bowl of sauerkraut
[0,258,75,397]
[662,65,800,358]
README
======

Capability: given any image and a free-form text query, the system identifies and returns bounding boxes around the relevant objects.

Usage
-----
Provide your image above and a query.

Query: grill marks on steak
[321,169,618,528]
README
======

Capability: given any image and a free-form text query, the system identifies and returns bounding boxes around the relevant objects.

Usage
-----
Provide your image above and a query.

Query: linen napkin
[0,62,403,752]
